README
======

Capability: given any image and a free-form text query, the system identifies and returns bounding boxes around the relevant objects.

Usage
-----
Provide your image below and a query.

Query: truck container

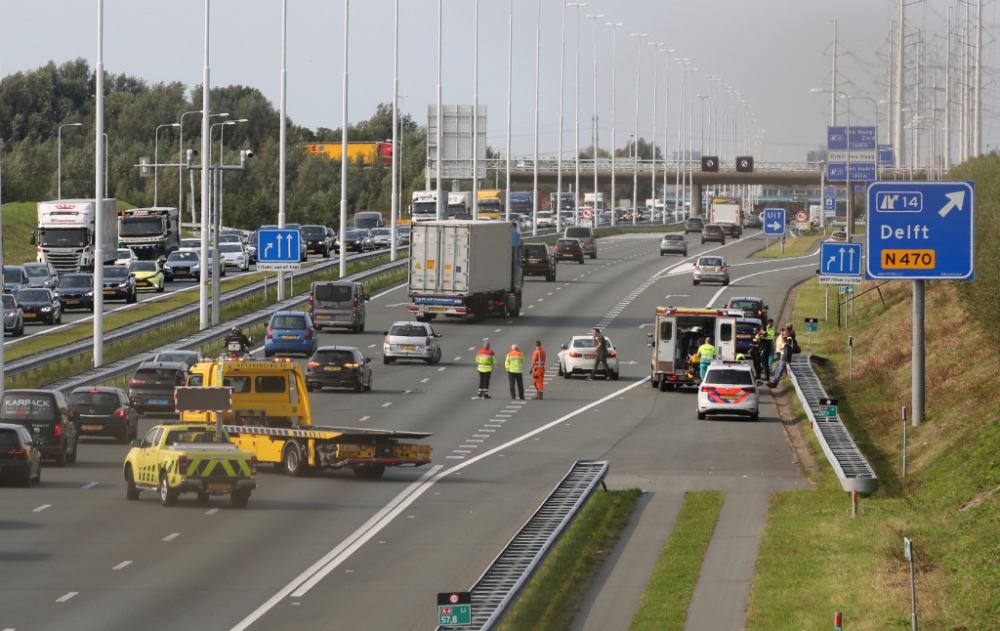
[35,199,118,274]
[302,141,393,167]
[584,192,606,211]
[476,190,505,219]
[550,192,575,212]
[408,220,523,322]
[117,207,180,260]
[710,197,742,237]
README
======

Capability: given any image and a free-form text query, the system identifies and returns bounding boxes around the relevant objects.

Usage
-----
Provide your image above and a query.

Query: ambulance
[646,307,740,391]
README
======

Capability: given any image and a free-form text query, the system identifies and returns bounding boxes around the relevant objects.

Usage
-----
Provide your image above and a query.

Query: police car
[697,360,759,421]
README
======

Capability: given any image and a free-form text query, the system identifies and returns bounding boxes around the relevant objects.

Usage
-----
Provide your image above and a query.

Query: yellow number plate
[23,313,35,318]
[325,366,342,371]
[82,424,102,430]
[104,290,116,295]
[401,345,417,350]
[208,483,232,490]
[431,307,446,312]
[281,335,297,339]
[882,249,935,269]
[584,354,596,360]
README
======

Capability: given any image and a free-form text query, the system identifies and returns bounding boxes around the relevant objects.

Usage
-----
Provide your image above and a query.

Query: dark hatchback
[0,424,42,486]
[16,288,62,325]
[102,265,138,303]
[743,214,763,229]
[521,243,557,282]
[340,229,372,253]
[68,387,139,443]
[128,361,189,414]
[685,216,705,233]
[53,273,95,311]
[0,389,78,466]
[3,294,24,336]
[701,223,726,245]
[306,347,373,393]
[301,225,333,257]
[554,238,585,264]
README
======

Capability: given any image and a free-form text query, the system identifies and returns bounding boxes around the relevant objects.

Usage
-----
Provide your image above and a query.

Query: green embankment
[746,154,1000,631]
[628,491,725,631]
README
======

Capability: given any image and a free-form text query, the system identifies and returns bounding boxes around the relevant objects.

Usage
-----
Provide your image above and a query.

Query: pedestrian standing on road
[531,341,547,400]
[587,328,610,381]
[476,342,497,399]
[785,322,799,356]
[749,326,764,381]
[765,318,777,365]
[505,344,526,400]
[769,329,791,388]
[698,337,716,379]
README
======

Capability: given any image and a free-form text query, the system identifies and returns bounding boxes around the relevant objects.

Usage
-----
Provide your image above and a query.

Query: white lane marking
[537,298,544,302]
[459,445,478,448]
[359,416,370,422]
[496,414,512,418]
[484,424,502,427]
[112,560,133,570]
[33,504,51,512]
[468,346,476,351]
[547,293,553,296]
[482,337,490,341]
[369,283,406,300]
[402,390,412,395]
[528,305,534,309]
[472,434,490,438]
[206,508,219,515]
[466,439,484,443]
[438,367,446,372]
[382,402,392,408]
[447,456,465,459]
[163,533,180,541]
[228,465,444,629]
[704,262,816,308]
[479,429,496,433]
[453,357,462,361]
[56,592,78,603]
[420,379,429,383]
[453,450,471,454]
[494,328,502,333]
[368,344,376,348]
[82,482,98,489]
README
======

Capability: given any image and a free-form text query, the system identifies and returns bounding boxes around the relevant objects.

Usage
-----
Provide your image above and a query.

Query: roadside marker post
[848,336,854,382]
[805,317,818,347]
[902,406,908,477]
[904,537,918,631]
[835,611,843,631]
[437,592,472,627]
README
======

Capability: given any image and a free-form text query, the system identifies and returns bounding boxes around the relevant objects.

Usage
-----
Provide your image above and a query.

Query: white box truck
[408,220,523,322]
[710,197,742,237]
[35,199,118,274]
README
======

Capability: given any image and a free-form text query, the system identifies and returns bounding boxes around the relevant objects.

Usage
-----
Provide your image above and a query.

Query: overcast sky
[0,1,995,162]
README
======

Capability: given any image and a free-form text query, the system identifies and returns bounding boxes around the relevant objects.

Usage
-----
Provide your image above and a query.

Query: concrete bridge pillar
[691,183,703,217]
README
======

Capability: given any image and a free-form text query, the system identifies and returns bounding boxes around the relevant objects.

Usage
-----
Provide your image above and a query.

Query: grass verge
[497,488,642,631]
[628,491,725,631]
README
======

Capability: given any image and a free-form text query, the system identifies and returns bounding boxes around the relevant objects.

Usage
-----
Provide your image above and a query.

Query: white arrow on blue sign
[762,208,785,236]
[257,229,302,270]
[820,242,862,276]
[866,181,975,280]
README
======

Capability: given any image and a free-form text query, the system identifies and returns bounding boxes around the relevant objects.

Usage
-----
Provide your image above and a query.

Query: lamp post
[675,60,686,217]
[180,110,227,224]
[154,123,180,207]
[606,21,623,227]
[390,0,400,259]
[698,95,708,157]
[660,48,674,223]
[586,13,603,217]
[569,3,587,226]
[58,123,83,199]
[630,32,648,226]
[435,0,443,221]
[103,133,109,199]
[505,0,513,223]
[648,41,663,217]
[532,0,541,235]
[214,118,246,229]
[339,0,350,278]
[198,0,212,331]
[94,0,106,366]
[473,0,480,220]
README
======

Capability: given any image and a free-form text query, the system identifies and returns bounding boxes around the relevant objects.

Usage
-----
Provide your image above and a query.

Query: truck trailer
[35,199,118,274]
[408,220,523,322]
[117,207,180,260]
[302,142,393,167]
[710,197,743,237]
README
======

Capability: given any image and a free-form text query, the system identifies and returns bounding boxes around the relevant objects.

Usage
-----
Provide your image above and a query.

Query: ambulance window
[659,321,673,341]
[255,376,286,393]
[223,377,251,393]
[188,374,203,387]
[719,323,733,343]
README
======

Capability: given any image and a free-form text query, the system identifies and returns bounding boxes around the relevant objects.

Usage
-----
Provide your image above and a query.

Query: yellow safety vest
[476,351,497,373]
[505,351,524,374]
[698,344,716,361]
[765,326,776,341]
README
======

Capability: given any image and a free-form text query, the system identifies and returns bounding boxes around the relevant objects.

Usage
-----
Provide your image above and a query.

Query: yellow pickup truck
[180,358,432,479]
[123,424,257,507]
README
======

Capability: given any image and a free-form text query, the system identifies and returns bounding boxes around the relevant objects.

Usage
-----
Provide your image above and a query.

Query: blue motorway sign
[827,162,876,183]
[257,228,302,270]
[828,126,877,150]
[823,185,836,211]
[762,208,786,236]
[878,144,894,166]
[866,181,975,280]
[820,242,863,277]
[828,126,877,182]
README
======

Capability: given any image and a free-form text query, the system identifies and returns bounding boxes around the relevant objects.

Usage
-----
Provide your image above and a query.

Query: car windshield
[4,267,24,282]
[131,261,158,272]
[0,428,20,448]
[524,245,547,257]
[117,249,132,259]
[23,265,49,277]
[38,228,88,247]
[168,251,199,262]
[59,275,92,288]
[180,239,200,248]
[16,290,49,302]
[344,230,363,239]
[688,218,703,225]
[664,234,685,241]
[165,428,226,445]
[119,217,162,237]
[220,244,242,253]
[730,300,760,311]
[572,338,595,348]
[271,315,306,330]
[389,325,428,337]
[699,258,723,267]
[69,391,121,407]
[313,350,358,364]
[104,267,129,279]
[372,229,391,237]
[2,295,14,308]
[557,240,579,248]
[219,234,242,242]
[301,226,326,237]
[156,352,198,364]
[565,228,591,238]
[705,369,755,386]
[315,285,352,302]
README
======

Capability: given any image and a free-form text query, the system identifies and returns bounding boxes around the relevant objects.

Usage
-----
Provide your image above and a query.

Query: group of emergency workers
[690,317,799,387]
[476,341,547,401]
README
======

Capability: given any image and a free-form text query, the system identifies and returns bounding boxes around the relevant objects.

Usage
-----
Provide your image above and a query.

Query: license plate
[529,259,540,263]
[67,300,80,305]
[176,268,189,274]
[431,307,445,312]
[562,254,574,258]
[401,345,417,350]
[745,311,755,317]
[82,424,103,431]
[208,483,232,490]
[316,314,331,319]
[148,399,169,405]
[325,366,342,371]
[137,281,149,287]
[705,267,718,273]
[24,313,35,318]
[584,354,596,360]
[281,335,297,339]
[104,290,116,295]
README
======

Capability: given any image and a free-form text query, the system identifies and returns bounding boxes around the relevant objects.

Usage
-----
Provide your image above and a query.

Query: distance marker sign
[438,592,472,626]
[866,181,975,280]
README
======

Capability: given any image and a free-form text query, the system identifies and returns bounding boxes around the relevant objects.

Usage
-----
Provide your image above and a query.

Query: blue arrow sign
[257,229,301,263]
[820,242,862,276]
[762,208,785,236]
[823,186,836,211]
[866,181,975,280]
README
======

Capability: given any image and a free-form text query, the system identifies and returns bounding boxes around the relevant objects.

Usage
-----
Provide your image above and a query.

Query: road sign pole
[912,280,924,426]
[902,406,907,476]
[825,286,829,321]
[780,236,784,254]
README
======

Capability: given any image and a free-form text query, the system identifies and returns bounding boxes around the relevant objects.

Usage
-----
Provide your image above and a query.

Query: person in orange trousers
[531,340,546,399]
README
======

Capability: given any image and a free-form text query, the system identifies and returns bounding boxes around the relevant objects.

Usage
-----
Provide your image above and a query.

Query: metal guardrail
[42,258,409,394]
[6,247,408,382]
[436,460,609,631]
[787,354,878,493]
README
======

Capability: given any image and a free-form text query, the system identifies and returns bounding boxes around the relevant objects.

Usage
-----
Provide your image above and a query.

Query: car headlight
[85,291,94,297]
[40,307,51,312]
[163,265,172,271]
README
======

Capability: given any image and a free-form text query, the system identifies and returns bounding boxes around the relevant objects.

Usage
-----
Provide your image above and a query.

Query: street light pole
[698,95,708,157]
[339,0,350,278]
[661,49,674,222]
[179,109,225,224]
[94,0,106,366]
[569,3,587,227]
[505,0,513,223]
[435,0,443,221]
[631,33,648,226]
[648,41,662,215]
[198,0,212,330]
[586,14,603,217]
[154,123,180,207]
[473,0,480,220]
[606,22,623,227]
[532,0,541,235]
[390,0,400,260]
[58,122,83,199]
[278,0,288,299]
[557,2,568,221]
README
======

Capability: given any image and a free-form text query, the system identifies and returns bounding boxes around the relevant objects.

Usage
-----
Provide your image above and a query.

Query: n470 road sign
[866,181,975,280]
[257,228,302,271]
[762,208,785,236]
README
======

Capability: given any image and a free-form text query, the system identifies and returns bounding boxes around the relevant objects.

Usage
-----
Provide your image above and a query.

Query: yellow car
[130,260,165,293]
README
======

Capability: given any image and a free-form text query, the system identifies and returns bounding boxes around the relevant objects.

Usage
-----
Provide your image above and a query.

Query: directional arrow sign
[866,181,975,280]
[257,228,302,271]
[820,242,862,276]
[762,208,785,236]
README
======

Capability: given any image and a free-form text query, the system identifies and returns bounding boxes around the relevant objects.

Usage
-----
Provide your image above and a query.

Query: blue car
[265,311,318,358]
[3,265,29,294]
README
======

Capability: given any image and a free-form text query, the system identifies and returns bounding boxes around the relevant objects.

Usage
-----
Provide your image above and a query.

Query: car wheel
[721,239,726,245]
[697,412,706,421]
[701,238,705,244]
[159,473,178,506]
[557,364,564,376]
[693,280,700,286]
[363,374,372,392]
[354,381,363,393]
[17,464,31,488]
[264,350,273,358]
[723,278,730,286]
[351,323,359,333]
[197,491,210,503]
[156,283,165,293]
[383,356,391,365]
[231,489,251,508]
[353,464,386,479]
[283,442,312,477]
[750,412,759,422]
[359,322,365,333]
[54,450,67,468]
[578,259,584,265]
[563,366,572,379]
[306,383,315,392]
[611,370,620,381]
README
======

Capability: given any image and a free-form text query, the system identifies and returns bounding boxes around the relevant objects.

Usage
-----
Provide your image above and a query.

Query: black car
[521,243,557,282]
[701,224,726,245]
[301,225,333,258]
[15,288,62,325]
[0,389,77,466]
[68,387,138,443]
[128,361,189,414]
[743,214,763,229]
[554,238,585,264]
[0,423,42,486]
[339,229,373,253]
[102,265,138,303]
[53,273,95,311]
[685,217,705,233]
[306,346,373,393]
[22,262,59,289]
[3,293,24,337]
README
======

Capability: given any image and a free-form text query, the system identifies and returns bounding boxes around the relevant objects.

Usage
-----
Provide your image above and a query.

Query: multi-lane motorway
[1,230,816,631]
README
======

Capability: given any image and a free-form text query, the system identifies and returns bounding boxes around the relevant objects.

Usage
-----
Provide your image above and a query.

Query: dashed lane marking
[359,416,370,421]
[82,482,98,489]
[206,508,219,515]
[33,505,51,512]
[56,592,78,603]
[163,533,180,541]
[112,561,133,570]
[382,402,392,408]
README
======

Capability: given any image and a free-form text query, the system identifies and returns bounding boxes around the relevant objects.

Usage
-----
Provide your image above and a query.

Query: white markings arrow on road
[938,190,966,217]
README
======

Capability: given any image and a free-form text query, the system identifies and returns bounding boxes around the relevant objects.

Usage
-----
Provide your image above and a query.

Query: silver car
[383,321,442,365]
[659,233,688,256]
[693,255,730,286]
[218,242,250,271]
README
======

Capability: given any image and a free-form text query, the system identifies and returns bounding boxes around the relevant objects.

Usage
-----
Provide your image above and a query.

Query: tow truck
[647,306,739,391]
[180,357,432,478]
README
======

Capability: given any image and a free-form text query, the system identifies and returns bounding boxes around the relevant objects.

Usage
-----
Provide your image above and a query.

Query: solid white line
[112,560,133,570]
[453,450,471,454]
[369,283,406,300]
[33,504,51,512]
[472,434,490,438]
[56,592,78,603]
[82,482,98,489]
[206,508,219,515]
[162,533,180,541]
[466,439,483,442]
[459,445,478,448]
[446,456,465,459]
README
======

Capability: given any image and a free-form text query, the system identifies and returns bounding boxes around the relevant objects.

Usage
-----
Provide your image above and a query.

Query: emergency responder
[587,328,610,381]
[750,327,766,382]
[505,344,526,401]
[225,326,251,356]
[531,340,546,400]
[476,342,497,399]
[764,319,777,365]
[698,337,716,379]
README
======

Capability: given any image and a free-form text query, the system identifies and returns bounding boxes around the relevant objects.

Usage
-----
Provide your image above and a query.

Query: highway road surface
[0,228,815,631]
